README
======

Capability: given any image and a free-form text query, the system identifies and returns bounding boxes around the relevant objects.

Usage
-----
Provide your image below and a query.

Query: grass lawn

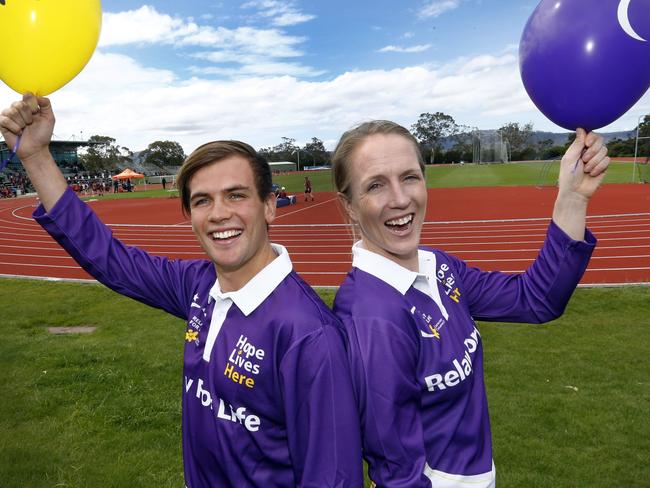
[269,161,639,193]
[84,161,638,200]
[1,279,648,487]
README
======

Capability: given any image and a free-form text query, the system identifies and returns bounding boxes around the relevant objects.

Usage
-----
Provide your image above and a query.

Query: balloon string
[571,147,587,174]
[0,134,21,172]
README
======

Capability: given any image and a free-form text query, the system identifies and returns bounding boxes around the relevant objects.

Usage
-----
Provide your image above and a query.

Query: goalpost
[632,114,650,184]
[472,131,510,164]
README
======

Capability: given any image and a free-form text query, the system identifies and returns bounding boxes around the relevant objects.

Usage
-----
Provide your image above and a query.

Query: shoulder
[334,268,414,327]
[263,271,342,334]
[418,245,466,277]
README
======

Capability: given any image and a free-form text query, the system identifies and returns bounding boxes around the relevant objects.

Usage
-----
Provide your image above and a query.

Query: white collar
[208,243,292,316]
[352,241,448,319]
[352,240,425,295]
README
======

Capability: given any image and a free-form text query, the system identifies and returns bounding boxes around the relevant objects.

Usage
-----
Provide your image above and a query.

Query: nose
[207,198,232,223]
[388,181,410,209]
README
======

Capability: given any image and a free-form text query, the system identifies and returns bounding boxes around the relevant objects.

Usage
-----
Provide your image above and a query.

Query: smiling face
[340,133,427,271]
[189,155,276,290]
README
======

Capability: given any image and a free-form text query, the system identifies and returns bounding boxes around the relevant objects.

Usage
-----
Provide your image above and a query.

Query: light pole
[292,148,301,171]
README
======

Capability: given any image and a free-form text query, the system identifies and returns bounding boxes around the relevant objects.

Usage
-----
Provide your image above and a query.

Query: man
[0,94,362,487]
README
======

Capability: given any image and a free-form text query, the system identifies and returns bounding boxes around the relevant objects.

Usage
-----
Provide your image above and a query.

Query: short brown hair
[176,140,272,215]
[331,120,425,197]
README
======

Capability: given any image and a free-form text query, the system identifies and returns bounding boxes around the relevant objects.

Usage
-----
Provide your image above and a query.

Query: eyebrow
[190,185,252,200]
[360,167,421,183]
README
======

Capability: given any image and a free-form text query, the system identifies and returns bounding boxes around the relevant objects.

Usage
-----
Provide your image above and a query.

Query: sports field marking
[273,197,338,220]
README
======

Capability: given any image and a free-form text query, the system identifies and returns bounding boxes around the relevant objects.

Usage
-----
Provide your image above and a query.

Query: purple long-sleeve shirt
[333,221,596,488]
[34,188,363,487]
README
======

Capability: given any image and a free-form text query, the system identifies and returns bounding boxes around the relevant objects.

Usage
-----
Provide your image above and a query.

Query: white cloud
[241,0,315,26]
[100,6,313,80]
[1,47,645,156]
[100,5,199,46]
[379,44,432,53]
[419,0,462,19]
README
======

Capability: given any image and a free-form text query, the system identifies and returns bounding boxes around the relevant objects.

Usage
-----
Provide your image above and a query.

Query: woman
[331,121,609,487]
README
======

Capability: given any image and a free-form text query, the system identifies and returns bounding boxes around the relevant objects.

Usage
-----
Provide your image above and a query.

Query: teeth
[386,215,413,226]
[212,230,242,239]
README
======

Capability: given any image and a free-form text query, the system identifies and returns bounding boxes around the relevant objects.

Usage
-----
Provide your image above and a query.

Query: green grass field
[1,279,649,487]
[85,161,640,202]
[271,161,639,193]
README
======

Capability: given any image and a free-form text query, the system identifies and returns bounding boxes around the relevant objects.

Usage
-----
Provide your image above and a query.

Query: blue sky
[1,0,648,153]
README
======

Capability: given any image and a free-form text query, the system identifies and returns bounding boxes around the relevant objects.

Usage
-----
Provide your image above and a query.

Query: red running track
[1,184,649,287]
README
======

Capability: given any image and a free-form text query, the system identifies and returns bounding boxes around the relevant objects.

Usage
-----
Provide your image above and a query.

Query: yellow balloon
[0,0,102,96]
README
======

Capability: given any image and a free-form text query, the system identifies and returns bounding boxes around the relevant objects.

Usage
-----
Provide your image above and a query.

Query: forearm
[21,149,68,211]
[552,190,589,241]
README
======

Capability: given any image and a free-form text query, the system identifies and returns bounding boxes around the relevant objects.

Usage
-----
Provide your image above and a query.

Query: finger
[563,127,588,164]
[588,156,610,178]
[1,105,29,132]
[36,96,54,121]
[582,133,604,162]
[584,145,608,172]
[11,100,33,127]
[584,130,602,148]
[0,112,26,136]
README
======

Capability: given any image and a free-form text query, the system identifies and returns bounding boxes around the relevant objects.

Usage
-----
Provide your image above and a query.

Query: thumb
[564,127,587,163]
[36,96,54,119]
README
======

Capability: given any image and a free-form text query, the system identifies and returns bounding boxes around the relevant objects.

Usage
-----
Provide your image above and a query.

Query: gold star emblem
[185,330,198,342]
[428,324,441,340]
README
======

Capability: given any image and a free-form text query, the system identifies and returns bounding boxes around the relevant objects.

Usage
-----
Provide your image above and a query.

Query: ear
[264,192,277,225]
[337,191,357,223]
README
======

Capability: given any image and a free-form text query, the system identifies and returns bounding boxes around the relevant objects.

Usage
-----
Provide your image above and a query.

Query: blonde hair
[331,120,425,197]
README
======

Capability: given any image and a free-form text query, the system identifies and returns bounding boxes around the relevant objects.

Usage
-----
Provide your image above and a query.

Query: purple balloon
[520,0,650,131]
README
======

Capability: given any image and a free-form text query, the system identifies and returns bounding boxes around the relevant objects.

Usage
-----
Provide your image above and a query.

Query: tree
[78,135,132,172]
[496,122,534,160]
[606,138,634,157]
[446,126,476,163]
[303,137,329,166]
[411,112,459,163]
[142,140,186,171]
[260,137,299,165]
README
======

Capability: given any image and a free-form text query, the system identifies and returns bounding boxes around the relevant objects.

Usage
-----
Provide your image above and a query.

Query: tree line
[78,114,650,173]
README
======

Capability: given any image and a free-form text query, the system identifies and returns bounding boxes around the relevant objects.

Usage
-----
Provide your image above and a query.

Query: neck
[216,244,278,293]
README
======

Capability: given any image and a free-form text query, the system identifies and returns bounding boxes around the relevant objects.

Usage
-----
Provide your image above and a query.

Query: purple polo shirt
[333,221,596,488]
[34,188,363,487]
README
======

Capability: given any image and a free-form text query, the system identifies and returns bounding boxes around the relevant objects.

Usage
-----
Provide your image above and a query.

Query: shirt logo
[436,262,461,303]
[191,293,207,315]
[424,326,481,393]
[186,293,207,347]
[224,335,266,389]
[411,306,444,340]
[184,376,261,432]
[185,330,199,343]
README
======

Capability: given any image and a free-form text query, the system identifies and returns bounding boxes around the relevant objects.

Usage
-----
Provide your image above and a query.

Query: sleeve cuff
[32,187,80,222]
[548,219,597,251]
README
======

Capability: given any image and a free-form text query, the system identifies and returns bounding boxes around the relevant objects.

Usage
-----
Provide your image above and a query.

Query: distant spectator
[304,176,314,202]
[279,186,288,199]
[113,179,119,193]
[162,177,167,190]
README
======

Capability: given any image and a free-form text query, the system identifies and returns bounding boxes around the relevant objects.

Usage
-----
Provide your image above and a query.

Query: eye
[404,173,422,182]
[229,192,246,200]
[191,197,210,207]
[367,182,383,192]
